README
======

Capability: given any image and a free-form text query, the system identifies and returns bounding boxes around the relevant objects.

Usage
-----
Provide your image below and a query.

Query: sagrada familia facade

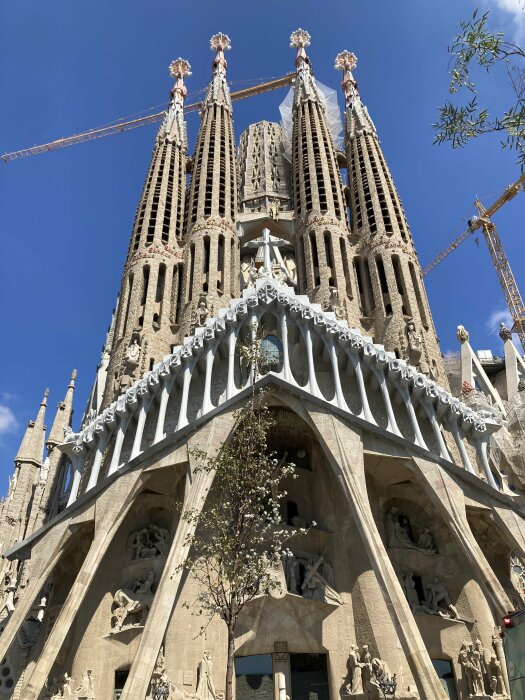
[1,28,525,700]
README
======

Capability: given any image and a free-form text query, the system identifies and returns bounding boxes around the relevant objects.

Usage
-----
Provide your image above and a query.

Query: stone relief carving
[458,638,509,698]
[191,299,213,331]
[148,647,188,700]
[115,330,143,393]
[400,573,435,615]
[323,289,346,320]
[44,670,95,700]
[111,570,155,632]
[385,507,436,554]
[425,578,459,619]
[129,525,170,560]
[284,554,341,605]
[405,320,422,363]
[0,573,17,621]
[345,644,395,696]
[510,554,525,607]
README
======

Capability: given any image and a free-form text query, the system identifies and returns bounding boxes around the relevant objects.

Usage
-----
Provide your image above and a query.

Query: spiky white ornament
[334,51,357,72]
[210,33,231,52]
[289,29,311,49]
[169,58,192,79]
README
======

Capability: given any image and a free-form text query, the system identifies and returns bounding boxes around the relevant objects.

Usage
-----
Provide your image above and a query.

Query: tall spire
[335,51,377,137]
[288,30,361,324]
[102,59,191,405]
[15,389,48,466]
[337,51,447,383]
[46,369,76,449]
[179,33,239,333]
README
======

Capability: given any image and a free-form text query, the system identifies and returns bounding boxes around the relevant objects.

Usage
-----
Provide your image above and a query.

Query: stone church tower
[1,29,524,700]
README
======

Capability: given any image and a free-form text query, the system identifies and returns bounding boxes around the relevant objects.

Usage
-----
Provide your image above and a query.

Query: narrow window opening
[141,267,150,306]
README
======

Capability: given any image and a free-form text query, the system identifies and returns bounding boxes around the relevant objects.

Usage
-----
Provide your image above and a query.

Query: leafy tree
[180,334,308,700]
[433,10,525,165]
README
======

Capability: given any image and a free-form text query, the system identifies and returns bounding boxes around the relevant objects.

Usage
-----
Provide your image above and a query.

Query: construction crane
[1,73,295,163]
[423,173,525,351]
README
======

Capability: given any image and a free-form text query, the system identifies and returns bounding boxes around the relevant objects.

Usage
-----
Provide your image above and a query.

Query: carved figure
[125,337,141,369]
[129,525,170,560]
[196,651,217,700]
[417,527,435,552]
[269,199,280,221]
[426,578,459,619]
[385,507,419,550]
[406,320,422,360]
[301,556,342,605]
[0,575,17,617]
[488,653,506,695]
[76,669,95,700]
[459,642,475,695]
[345,644,364,694]
[111,571,155,631]
[401,573,435,615]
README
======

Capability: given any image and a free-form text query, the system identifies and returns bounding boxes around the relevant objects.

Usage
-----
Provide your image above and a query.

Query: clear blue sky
[1,0,524,492]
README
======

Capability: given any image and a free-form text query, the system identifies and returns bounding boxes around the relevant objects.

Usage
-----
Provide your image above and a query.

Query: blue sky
[1,0,524,491]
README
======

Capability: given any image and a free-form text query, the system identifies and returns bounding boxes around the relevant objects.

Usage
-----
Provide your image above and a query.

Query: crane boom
[1,73,295,163]
[422,172,525,276]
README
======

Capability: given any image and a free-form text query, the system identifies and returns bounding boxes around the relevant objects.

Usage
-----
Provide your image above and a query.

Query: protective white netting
[279,79,343,161]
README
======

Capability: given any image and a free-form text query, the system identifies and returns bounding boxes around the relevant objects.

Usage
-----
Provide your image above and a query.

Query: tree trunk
[225,626,236,700]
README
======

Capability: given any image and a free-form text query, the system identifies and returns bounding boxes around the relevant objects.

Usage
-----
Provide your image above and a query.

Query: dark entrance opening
[114,669,129,700]
[290,653,329,700]
[431,659,457,699]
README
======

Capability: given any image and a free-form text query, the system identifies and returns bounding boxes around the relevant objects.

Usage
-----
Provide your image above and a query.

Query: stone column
[120,411,237,700]
[273,643,291,700]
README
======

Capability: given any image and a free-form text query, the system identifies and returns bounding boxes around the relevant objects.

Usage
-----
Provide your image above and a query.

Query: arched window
[260,335,283,373]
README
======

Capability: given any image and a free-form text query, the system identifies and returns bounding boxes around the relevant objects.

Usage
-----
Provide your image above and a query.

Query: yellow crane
[1,73,295,162]
[423,173,525,351]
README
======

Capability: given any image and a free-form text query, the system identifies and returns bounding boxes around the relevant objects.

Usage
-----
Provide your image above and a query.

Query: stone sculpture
[401,573,435,615]
[417,527,435,552]
[499,323,513,342]
[457,325,470,343]
[426,578,459,619]
[406,320,422,361]
[196,651,217,700]
[459,641,489,696]
[345,645,395,696]
[111,570,155,631]
[75,670,95,700]
[129,525,170,559]
[488,653,506,696]
[285,554,341,604]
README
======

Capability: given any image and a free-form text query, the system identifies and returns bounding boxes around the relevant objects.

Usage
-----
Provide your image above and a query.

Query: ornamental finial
[169,58,192,80]
[335,50,358,101]
[499,322,513,342]
[210,33,231,78]
[210,33,231,52]
[290,29,311,74]
[456,325,470,344]
[290,28,311,48]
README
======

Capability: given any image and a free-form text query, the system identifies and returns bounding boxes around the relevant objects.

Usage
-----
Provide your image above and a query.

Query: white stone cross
[246,227,286,277]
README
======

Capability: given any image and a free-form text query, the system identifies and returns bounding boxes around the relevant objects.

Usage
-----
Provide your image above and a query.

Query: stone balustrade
[60,279,503,507]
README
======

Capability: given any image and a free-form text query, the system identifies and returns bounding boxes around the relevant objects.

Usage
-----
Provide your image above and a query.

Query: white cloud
[0,406,17,435]
[485,307,513,337]
[487,0,525,40]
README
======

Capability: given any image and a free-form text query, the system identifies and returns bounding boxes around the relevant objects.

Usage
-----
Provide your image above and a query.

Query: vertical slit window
[409,262,429,327]
[217,235,225,292]
[141,267,150,306]
[123,274,134,336]
[188,244,195,301]
[340,238,352,298]
[175,264,183,323]
[392,255,410,315]
[310,232,320,287]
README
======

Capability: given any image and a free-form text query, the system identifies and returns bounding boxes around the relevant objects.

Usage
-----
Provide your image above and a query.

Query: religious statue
[385,507,419,550]
[458,641,490,696]
[129,525,170,560]
[401,573,434,615]
[406,320,422,361]
[345,645,395,696]
[417,527,436,552]
[426,578,459,619]
[125,336,141,370]
[345,644,364,694]
[300,556,342,605]
[0,574,17,618]
[196,651,217,700]
[75,669,95,700]
[111,571,155,631]
[488,653,506,696]
[191,299,212,330]
[269,198,280,221]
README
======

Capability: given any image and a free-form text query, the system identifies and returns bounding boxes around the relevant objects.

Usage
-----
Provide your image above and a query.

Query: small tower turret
[103,59,191,405]
[179,34,239,333]
[0,390,48,557]
[337,51,446,382]
[289,31,360,323]
[26,371,77,532]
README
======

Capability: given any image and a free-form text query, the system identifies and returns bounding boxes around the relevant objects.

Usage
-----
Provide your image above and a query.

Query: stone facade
[0,30,524,700]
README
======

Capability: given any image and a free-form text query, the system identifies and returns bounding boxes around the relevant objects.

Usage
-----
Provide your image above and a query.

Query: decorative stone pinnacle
[456,325,470,344]
[169,58,192,80]
[210,33,231,52]
[43,388,49,400]
[334,50,357,72]
[290,28,311,48]
[498,322,513,342]
[71,369,77,381]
